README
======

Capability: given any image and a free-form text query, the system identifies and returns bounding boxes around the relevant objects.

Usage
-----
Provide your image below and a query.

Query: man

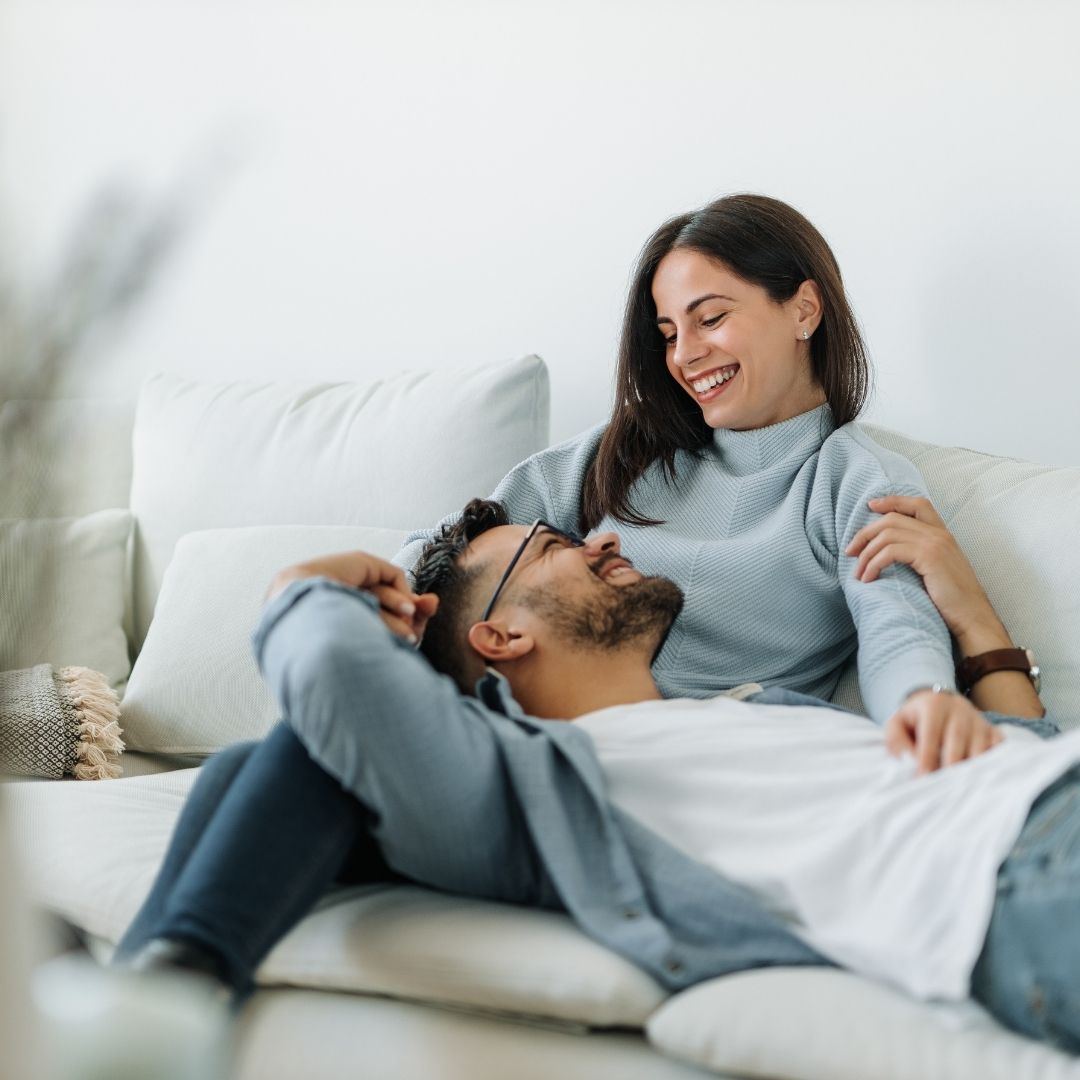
[116,499,1075,1052]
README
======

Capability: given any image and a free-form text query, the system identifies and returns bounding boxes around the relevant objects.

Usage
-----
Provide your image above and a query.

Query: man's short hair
[412,498,510,693]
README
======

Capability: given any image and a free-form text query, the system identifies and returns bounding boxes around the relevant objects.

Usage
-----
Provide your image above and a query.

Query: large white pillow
[129,357,550,646]
[830,425,1080,729]
[0,510,133,689]
[121,525,408,755]
[3,768,666,1029]
[647,967,1080,1080]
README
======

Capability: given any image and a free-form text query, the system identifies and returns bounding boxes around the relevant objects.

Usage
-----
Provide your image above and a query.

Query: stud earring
[802,330,810,340]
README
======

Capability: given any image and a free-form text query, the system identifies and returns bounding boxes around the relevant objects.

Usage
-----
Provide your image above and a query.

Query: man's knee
[198,739,260,791]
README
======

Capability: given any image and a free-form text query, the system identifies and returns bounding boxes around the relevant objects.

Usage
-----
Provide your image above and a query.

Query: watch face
[1023,648,1042,694]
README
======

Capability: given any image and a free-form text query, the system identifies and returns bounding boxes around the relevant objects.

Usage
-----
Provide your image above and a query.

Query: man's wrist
[904,683,956,702]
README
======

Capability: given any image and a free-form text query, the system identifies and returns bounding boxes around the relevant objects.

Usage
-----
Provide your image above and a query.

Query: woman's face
[652,248,824,431]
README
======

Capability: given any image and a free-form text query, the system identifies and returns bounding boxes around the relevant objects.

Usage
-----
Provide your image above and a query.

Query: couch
[4,354,1080,1080]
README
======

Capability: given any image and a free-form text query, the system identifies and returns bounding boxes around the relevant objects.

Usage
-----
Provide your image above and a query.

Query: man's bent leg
[116,722,391,997]
[272,613,545,906]
[114,739,259,962]
[971,767,1080,1052]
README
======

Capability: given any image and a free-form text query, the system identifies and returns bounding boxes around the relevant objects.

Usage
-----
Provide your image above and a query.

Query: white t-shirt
[574,696,1080,1001]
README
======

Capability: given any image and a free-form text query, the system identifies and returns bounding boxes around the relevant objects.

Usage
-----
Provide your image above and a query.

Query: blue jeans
[972,765,1080,1052]
[112,721,398,998]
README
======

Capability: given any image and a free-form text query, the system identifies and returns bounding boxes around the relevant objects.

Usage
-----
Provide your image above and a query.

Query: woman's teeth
[692,366,738,393]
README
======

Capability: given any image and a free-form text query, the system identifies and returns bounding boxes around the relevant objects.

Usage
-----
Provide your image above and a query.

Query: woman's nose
[672,327,707,369]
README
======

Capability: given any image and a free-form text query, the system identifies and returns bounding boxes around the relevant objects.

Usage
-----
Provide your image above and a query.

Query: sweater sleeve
[392,424,606,578]
[817,427,957,724]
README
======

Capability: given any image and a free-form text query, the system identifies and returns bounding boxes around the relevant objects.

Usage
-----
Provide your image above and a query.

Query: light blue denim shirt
[253,577,1058,992]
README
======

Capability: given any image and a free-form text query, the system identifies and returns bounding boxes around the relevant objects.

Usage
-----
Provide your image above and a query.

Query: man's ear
[467,619,536,664]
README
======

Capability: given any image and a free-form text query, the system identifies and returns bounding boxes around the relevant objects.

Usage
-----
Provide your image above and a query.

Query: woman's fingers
[850,524,921,581]
[867,495,945,527]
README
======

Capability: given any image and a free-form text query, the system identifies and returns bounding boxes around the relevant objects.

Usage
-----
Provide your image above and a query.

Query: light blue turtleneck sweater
[396,405,955,723]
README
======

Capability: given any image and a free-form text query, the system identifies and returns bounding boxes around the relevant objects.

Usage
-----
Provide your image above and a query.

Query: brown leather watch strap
[956,647,1038,695]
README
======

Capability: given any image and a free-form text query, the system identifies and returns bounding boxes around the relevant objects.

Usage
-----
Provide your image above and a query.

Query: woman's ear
[793,279,823,337]
[467,620,536,665]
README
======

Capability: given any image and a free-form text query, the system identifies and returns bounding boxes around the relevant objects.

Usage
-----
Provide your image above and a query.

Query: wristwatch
[956,647,1041,696]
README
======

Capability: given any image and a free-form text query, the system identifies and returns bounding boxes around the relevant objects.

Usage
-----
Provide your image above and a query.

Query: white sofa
[5,354,1080,1080]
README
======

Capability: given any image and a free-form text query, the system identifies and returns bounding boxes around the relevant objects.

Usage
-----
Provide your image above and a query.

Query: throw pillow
[646,966,1080,1080]
[120,524,408,755]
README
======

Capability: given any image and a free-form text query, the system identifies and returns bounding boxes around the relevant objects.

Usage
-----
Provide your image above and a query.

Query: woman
[397,193,1040,764]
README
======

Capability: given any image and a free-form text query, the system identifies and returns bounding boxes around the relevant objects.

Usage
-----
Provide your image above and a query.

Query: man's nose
[584,531,620,557]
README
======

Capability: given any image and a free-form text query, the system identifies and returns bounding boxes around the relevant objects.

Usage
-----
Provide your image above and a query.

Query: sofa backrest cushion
[830,424,1080,730]
[0,510,133,689]
[129,356,550,648]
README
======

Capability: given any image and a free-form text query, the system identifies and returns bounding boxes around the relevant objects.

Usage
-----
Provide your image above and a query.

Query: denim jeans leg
[971,767,1080,1052]
[118,722,386,996]
[113,738,260,962]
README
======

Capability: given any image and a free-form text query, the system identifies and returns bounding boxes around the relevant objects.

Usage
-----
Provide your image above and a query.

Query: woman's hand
[848,496,1045,719]
[846,495,1000,649]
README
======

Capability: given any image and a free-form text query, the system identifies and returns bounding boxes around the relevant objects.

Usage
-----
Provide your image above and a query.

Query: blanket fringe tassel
[56,666,125,780]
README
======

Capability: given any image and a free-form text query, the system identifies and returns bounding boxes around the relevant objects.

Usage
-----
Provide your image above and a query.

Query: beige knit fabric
[0,664,124,779]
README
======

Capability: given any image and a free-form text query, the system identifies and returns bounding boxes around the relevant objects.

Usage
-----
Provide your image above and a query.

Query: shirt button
[622,908,641,921]
[665,958,684,975]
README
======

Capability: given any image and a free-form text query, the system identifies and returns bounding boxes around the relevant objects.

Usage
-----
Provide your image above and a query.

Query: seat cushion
[4,766,666,1028]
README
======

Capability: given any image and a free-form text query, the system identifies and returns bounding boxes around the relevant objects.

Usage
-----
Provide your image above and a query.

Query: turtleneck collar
[708,404,836,476]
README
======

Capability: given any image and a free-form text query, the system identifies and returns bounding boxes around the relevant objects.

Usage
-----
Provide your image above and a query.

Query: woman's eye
[662,335,676,348]
[702,314,725,328]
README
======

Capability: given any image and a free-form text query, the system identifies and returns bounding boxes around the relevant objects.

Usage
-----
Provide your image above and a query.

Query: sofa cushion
[830,424,1080,729]
[0,510,133,689]
[129,356,550,647]
[3,767,667,1029]
[121,524,407,754]
[647,967,1080,1080]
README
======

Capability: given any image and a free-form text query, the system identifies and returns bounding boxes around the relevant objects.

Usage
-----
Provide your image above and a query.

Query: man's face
[465,524,683,654]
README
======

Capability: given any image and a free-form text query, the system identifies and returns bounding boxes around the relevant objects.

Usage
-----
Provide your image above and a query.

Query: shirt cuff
[861,648,958,723]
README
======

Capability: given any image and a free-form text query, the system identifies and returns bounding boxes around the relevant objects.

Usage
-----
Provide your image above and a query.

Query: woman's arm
[846,495,1045,719]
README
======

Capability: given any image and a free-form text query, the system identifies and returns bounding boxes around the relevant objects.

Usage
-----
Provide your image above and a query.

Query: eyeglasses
[479,518,584,622]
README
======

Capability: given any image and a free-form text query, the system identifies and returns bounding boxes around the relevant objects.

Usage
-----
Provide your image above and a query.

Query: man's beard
[520,575,684,658]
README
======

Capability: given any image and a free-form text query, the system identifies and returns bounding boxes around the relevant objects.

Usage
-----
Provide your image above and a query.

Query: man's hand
[267,551,439,644]
[884,689,1003,775]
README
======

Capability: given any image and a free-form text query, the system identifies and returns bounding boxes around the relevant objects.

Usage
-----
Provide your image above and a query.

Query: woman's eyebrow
[656,293,735,324]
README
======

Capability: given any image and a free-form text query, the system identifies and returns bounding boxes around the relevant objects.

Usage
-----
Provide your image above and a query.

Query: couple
[114,192,1071,1050]
[113,495,1080,1052]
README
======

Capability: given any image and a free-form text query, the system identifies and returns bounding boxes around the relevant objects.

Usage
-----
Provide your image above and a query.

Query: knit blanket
[0,664,124,780]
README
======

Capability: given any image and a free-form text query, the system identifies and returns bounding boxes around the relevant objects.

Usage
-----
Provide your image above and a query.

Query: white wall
[2,0,1078,464]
